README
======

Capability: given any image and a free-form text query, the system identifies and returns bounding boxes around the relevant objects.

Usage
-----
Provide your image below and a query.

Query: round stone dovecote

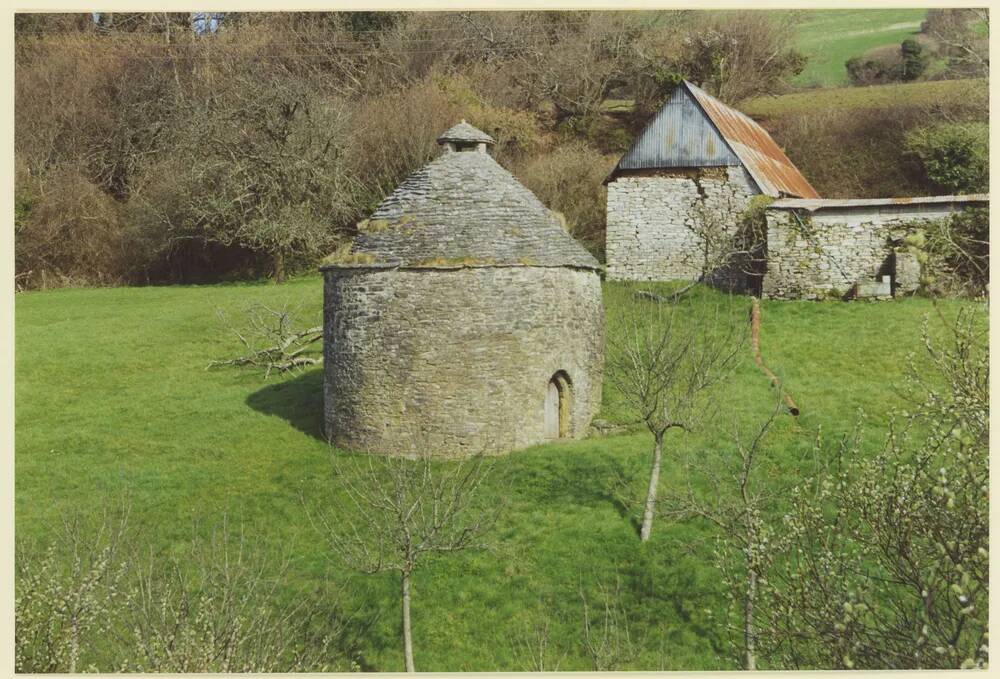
[320,121,604,458]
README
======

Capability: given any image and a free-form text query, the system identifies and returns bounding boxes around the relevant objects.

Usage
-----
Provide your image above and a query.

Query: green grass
[15,276,971,670]
[742,78,987,120]
[787,9,928,87]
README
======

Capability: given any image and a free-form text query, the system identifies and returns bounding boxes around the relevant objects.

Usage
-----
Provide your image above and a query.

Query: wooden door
[544,379,560,439]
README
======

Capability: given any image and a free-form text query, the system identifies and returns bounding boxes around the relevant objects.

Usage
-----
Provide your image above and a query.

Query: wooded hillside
[14,11,988,288]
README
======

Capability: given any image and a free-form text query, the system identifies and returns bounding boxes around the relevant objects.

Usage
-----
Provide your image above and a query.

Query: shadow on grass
[506,437,644,536]
[246,368,326,442]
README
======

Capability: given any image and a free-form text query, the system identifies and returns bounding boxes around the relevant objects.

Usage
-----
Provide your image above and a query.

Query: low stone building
[604,80,819,283]
[762,195,990,299]
[320,121,604,458]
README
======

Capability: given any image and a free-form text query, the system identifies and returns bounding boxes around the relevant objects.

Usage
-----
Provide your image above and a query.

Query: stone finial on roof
[436,120,496,147]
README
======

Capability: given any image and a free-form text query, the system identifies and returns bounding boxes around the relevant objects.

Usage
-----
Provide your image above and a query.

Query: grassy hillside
[15,276,969,670]
[742,77,987,120]
[739,77,987,198]
[788,8,928,87]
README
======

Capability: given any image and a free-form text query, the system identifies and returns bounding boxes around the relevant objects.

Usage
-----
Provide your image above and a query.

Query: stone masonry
[323,265,603,457]
[762,196,989,300]
[605,166,758,281]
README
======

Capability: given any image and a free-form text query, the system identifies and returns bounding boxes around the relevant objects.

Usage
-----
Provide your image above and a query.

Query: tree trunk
[401,569,415,672]
[273,251,285,284]
[744,565,757,670]
[640,432,664,542]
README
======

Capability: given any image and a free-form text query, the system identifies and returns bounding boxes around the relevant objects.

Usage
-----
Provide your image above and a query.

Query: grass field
[742,78,987,120]
[787,8,928,87]
[15,276,969,670]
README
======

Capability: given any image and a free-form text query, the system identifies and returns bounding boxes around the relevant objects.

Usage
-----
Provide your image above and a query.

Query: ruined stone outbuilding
[604,80,819,285]
[321,121,604,458]
[762,194,989,299]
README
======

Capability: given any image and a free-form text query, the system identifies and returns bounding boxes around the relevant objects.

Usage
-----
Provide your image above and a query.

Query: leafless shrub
[515,141,615,255]
[14,163,126,289]
[118,521,346,672]
[16,499,350,672]
[757,305,988,669]
[15,497,132,673]
[346,79,467,215]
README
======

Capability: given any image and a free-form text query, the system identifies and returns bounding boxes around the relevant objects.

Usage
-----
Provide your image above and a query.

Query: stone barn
[604,80,989,299]
[320,121,604,458]
[604,80,819,284]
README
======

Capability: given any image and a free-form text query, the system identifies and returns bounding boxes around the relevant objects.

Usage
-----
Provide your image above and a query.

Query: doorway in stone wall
[544,371,571,439]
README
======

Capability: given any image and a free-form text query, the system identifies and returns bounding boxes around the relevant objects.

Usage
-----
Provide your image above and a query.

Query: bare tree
[130,71,359,284]
[923,8,989,78]
[633,195,769,305]
[660,397,797,670]
[676,11,807,104]
[606,292,746,542]
[309,450,503,672]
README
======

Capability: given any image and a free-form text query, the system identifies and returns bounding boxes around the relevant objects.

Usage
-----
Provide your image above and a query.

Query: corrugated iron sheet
[685,81,820,199]
[616,85,740,170]
[770,194,989,212]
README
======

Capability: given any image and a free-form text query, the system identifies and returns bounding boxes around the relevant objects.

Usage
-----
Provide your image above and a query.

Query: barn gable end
[612,84,741,173]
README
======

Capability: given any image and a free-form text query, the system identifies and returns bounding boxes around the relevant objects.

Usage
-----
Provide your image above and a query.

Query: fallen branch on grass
[633,282,698,304]
[207,302,323,378]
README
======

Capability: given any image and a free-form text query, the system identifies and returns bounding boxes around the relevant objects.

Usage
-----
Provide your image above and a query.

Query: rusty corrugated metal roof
[684,81,820,199]
[770,194,989,212]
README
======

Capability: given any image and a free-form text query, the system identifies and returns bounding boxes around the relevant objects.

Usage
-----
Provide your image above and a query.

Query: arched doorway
[544,371,571,439]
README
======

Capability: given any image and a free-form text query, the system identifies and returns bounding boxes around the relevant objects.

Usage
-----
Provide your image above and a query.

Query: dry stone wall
[322,265,604,458]
[762,200,985,299]
[605,167,759,281]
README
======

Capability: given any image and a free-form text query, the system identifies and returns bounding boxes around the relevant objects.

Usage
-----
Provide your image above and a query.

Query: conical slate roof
[325,124,600,271]
[437,119,496,146]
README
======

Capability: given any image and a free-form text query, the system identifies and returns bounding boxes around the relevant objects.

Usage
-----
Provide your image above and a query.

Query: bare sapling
[660,396,797,669]
[607,292,746,542]
[309,449,504,672]
[508,595,568,671]
[580,575,642,670]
